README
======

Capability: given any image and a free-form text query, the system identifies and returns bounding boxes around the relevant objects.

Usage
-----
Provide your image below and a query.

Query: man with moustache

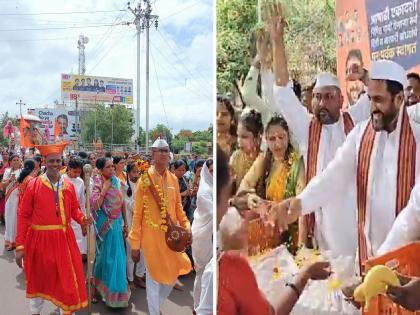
[271,4,370,258]
[406,73,420,106]
[270,60,420,279]
[15,142,92,315]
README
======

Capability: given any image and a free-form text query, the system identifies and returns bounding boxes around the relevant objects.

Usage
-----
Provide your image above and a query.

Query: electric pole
[16,99,26,116]
[128,0,158,154]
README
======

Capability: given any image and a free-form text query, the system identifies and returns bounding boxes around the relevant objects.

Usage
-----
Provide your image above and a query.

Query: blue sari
[91,175,130,307]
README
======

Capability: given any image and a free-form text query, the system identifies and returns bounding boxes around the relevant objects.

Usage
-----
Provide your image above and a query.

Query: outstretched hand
[268,1,286,42]
[387,274,420,311]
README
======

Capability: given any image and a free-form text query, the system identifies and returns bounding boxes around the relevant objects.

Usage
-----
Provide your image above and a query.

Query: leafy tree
[81,104,134,144]
[217,0,336,92]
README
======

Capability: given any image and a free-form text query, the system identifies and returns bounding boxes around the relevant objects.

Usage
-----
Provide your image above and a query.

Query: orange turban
[35,141,69,156]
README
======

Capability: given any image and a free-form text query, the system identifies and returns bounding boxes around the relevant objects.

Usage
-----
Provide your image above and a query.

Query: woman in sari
[230,108,263,194]
[2,154,21,250]
[90,157,130,307]
[237,115,305,253]
[0,151,10,224]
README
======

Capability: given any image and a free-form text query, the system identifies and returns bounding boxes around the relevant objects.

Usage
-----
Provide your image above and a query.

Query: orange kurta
[16,174,88,314]
[128,166,192,285]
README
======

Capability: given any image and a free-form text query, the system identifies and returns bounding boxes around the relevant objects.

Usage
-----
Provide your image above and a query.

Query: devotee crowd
[216,2,420,314]
[0,139,213,315]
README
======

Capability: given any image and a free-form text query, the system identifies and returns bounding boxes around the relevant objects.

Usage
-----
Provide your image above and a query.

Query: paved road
[0,224,195,314]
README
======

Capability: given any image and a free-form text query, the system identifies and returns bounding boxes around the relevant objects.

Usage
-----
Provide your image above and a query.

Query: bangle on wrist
[285,282,301,298]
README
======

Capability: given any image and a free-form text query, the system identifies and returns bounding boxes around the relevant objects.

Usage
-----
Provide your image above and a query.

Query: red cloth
[16,175,87,313]
[217,251,271,315]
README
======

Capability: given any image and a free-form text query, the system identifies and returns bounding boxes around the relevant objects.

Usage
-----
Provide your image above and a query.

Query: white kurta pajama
[125,179,146,282]
[298,105,420,265]
[191,163,213,312]
[4,168,20,246]
[272,86,371,257]
[64,175,86,254]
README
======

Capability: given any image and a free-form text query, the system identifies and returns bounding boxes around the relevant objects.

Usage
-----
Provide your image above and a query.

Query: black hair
[105,151,112,158]
[345,48,364,67]
[9,154,19,162]
[88,152,96,159]
[257,115,293,198]
[113,156,125,165]
[56,114,68,124]
[96,157,112,170]
[383,80,404,98]
[194,159,205,173]
[205,158,213,169]
[33,155,42,164]
[174,160,186,170]
[18,159,35,183]
[239,109,264,139]
[407,72,420,83]
[78,151,88,159]
[292,79,302,100]
[217,94,235,119]
[126,162,137,198]
[217,146,230,204]
[68,157,83,170]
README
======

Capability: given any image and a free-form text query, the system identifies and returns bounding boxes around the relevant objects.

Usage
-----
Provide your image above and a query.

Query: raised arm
[378,184,420,255]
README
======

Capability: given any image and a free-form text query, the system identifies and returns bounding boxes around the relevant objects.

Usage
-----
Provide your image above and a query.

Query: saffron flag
[53,119,60,141]
[19,116,32,148]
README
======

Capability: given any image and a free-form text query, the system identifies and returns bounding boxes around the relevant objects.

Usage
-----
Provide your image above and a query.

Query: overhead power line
[0,9,126,16]
[0,21,129,32]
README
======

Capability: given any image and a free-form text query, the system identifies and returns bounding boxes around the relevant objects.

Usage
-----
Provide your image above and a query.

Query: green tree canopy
[81,104,134,144]
[217,0,336,93]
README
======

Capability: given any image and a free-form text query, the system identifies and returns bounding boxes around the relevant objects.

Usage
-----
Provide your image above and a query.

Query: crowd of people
[216,2,420,314]
[0,139,213,315]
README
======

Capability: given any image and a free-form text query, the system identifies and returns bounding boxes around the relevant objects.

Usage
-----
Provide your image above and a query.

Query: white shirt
[272,85,370,257]
[125,178,137,229]
[299,105,420,258]
[63,175,86,213]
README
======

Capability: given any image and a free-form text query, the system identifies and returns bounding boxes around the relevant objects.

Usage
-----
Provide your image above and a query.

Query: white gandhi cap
[370,59,407,88]
[314,72,341,89]
[151,138,169,149]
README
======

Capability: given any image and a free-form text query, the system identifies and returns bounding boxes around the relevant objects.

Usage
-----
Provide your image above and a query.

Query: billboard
[61,74,133,105]
[33,108,78,142]
[336,0,419,107]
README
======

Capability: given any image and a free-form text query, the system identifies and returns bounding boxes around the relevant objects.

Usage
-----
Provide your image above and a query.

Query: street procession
[216,0,420,314]
[0,0,213,314]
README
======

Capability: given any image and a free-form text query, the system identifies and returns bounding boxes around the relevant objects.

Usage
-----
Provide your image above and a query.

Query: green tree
[81,104,134,144]
[217,0,336,92]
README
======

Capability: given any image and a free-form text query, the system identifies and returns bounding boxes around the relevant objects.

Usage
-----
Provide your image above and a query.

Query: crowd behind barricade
[0,142,213,315]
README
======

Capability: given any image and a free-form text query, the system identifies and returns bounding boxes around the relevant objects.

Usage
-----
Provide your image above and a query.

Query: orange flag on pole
[19,116,31,148]
[53,118,60,142]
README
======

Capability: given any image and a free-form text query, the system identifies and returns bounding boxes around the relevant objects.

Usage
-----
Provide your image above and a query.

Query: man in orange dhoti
[15,142,92,315]
[128,139,192,315]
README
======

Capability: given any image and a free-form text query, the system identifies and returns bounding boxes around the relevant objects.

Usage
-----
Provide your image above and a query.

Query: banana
[353,265,401,309]
[353,284,365,303]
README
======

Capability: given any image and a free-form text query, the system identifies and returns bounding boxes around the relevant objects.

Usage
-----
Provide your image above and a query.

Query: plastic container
[363,242,420,315]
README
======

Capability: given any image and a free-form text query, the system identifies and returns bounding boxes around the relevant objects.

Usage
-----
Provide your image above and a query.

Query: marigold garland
[137,159,168,232]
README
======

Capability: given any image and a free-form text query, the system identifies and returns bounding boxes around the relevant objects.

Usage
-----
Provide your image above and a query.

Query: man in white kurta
[125,164,146,288]
[191,161,213,313]
[271,75,370,258]
[64,157,86,255]
[273,60,420,267]
[378,177,420,254]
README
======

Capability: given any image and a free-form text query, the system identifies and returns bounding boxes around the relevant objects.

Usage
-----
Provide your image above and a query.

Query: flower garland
[136,159,168,232]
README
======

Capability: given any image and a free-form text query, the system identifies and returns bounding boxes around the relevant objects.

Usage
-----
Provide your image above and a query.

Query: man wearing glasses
[129,138,192,315]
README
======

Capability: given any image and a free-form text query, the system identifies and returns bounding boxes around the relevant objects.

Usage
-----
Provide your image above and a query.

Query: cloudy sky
[0,0,214,134]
